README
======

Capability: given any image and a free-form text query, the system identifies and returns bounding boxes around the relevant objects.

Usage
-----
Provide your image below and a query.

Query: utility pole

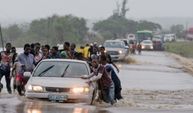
[0,24,4,51]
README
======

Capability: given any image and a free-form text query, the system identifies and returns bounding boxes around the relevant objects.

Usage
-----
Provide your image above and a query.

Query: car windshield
[165,36,171,38]
[137,33,153,41]
[142,40,152,44]
[104,41,124,48]
[33,61,89,77]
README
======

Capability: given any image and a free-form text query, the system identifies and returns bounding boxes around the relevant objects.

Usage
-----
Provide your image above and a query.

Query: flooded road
[115,51,193,111]
[1,51,193,113]
[119,51,193,90]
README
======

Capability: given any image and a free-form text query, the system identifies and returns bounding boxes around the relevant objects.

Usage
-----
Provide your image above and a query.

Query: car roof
[116,39,127,41]
[41,59,88,64]
[142,40,153,42]
[137,30,153,34]
[153,39,162,41]
[105,40,124,43]
[164,34,175,36]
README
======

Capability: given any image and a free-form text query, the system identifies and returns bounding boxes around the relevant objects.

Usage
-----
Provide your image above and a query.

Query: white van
[164,34,176,42]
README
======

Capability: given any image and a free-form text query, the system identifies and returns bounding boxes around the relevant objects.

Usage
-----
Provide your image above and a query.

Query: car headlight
[150,46,153,49]
[119,50,123,54]
[27,109,42,113]
[27,85,33,91]
[71,87,90,94]
[27,85,44,92]
[142,46,145,49]
[33,86,44,92]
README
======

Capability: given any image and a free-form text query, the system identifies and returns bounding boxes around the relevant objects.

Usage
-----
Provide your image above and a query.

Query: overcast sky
[0,0,193,21]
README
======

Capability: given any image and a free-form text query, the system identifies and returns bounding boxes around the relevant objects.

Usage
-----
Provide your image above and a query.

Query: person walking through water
[137,42,142,55]
[83,56,115,105]
[99,46,119,73]
[0,43,13,93]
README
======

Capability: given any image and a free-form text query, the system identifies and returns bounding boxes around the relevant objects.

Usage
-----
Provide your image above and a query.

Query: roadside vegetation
[165,41,193,58]
[93,0,161,40]
[1,15,88,46]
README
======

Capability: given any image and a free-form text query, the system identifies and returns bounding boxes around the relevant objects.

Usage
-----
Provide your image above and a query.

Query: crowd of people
[0,42,123,105]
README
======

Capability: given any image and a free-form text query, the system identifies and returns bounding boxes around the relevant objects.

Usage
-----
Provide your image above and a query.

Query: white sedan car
[25,59,96,104]
[104,40,129,61]
[141,40,154,50]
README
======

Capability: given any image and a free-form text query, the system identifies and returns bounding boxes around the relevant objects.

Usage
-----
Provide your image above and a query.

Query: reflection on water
[16,100,95,113]
[73,108,88,113]
[25,106,90,113]
[27,109,42,113]
[117,64,123,69]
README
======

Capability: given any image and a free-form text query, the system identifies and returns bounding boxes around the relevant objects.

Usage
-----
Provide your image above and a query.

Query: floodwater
[1,51,193,113]
[119,51,193,90]
[115,51,193,110]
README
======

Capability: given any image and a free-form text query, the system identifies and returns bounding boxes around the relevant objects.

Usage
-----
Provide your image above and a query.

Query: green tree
[137,20,162,31]
[29,15,88,45]
[170,24,184,38]
[1,15,88,46]
[3,24,23,44]
[93,14,137,39]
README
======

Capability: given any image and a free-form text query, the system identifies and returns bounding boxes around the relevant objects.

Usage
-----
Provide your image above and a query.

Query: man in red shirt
[83,56,115,105]
[0,43,13,93]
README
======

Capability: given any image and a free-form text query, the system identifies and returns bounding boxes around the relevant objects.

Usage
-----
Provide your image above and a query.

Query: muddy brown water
[1,51,193,113]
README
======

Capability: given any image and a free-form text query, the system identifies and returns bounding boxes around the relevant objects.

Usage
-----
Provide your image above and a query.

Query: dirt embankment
[169,53,193,75]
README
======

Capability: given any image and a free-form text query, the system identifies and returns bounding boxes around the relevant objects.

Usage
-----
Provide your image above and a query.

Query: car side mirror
[24,72,32,78]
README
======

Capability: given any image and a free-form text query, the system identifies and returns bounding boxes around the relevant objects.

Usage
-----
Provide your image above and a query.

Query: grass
[165,41,193,58]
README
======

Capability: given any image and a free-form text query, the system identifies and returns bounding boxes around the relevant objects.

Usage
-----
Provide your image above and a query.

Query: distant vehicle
[164,34,176,42]
[136,30,153,42]
[57,44,63,50]
[116,39,129,46]
[186,27,193,41]
[153,34,162,39]
[104,40,129,61]
[152,39,164,51]
[116,39,130,54]
[153,34,164,43]
[25,59,96,104]
[141,40,154,50]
